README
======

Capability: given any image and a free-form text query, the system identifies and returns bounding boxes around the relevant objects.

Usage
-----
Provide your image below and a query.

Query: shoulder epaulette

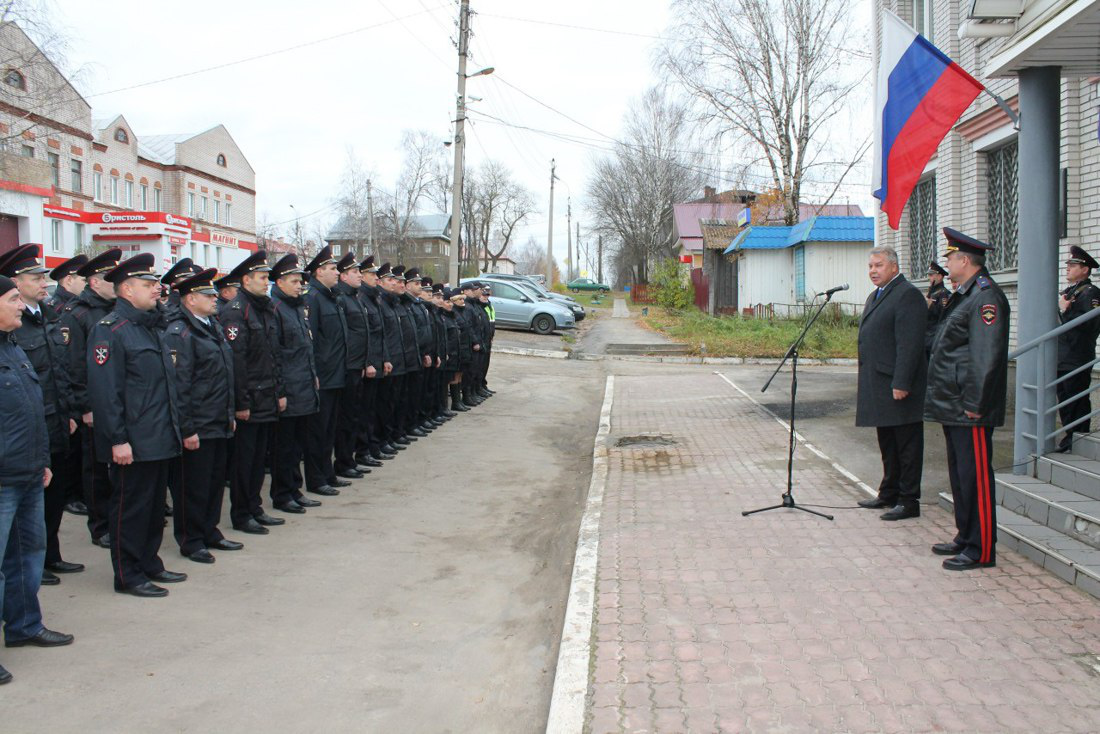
[99,313,120,326]
[230,300,242,310]
[976,275,992,290]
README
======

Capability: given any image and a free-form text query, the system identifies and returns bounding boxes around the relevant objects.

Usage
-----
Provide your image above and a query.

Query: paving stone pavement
[586,372,1100,733]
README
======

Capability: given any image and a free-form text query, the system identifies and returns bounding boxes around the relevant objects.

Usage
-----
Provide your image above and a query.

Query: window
[907,176,938,278]
[114,128,128,144]
[4,69,25,90]
[224,202,231,227]
[154,187,161,212]
[70,159,82,193]
[125,180,133,208]
[47,152,59,187]
[986,140,1019,271]
[200,196,207,220]
[20,144,33,158]
[216,153,226,167]
[912,0,933,42]
[140,184,148,210]
[51,219,61,252]
[187,192,195,216]
[74,223,84,251]
[213,200,220,224]
[110,176,119,205]
[491,283,525,301]
[93,172,102,201]
[794,246,806,302]
[204,244,211,266]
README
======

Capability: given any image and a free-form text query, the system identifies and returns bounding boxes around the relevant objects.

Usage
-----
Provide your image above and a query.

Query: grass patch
[569,291,618,309]
[641,308,859,359]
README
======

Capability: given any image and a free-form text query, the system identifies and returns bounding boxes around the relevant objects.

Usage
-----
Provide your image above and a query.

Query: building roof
[676,202,865,253]
[137,133,195,165]
[723,216,874,254]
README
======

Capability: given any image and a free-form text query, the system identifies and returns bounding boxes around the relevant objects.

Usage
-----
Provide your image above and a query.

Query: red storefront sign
[42,205,192,229]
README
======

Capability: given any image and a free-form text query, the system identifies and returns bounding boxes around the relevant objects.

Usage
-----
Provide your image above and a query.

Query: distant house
[325,213,451,282]
[480,250,516,275]
[722,216,874,316]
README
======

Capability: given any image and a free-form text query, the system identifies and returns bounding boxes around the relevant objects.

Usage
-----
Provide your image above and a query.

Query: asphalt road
[4,354,605,734]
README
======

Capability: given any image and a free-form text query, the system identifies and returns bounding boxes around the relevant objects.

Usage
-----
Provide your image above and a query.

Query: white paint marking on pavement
[713,371,876,497]
[611,298,630,318]
[546,375,614,734]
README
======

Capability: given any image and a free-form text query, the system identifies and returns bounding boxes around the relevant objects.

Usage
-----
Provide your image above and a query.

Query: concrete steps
[604,343,692,356]
[997,474,1100,549]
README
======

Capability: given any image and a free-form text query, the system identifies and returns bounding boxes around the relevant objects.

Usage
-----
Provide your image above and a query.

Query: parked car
[463,276,576,335]
[478,272,585,322]
[566,277,610,294]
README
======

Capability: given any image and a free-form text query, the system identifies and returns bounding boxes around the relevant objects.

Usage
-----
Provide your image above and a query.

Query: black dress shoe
[857,497,894,509]
[186,548,216,564]
[0,663,10,685]
[233,518,269,535]
[880,504,920,521]
[92,534,111,549]
[149,570,187,583]
[932,541,963,556]
[394,436,412,445]
[336,468,363,479]
[64,500,89,516]
[354,464,373,474]
[328,478,352,488]
[253,512,286,526]
[40,571,60,586]
[208,538,244,551]
[390,442,407,451]
[5,628,74,648]
[293,496,322,508]
[1055,437,1073,453]
[361,458,383,468]
[274,501,306,514]
[378,444,396,454]
[46,560,85,574]
[115,581,168,597]
[308,485,341,496]
[943,555,996,571]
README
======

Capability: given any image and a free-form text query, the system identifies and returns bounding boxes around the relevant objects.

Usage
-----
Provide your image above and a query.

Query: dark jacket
[220,289,284,423]
[44,285,78,311]
[454,303,475,367]
[427,302,446,367]
[60,287,116,415]
[336,280,367,371]
[305,278,348,390]
[1057,279,1100,371]
[925,281,951,353]
[0,332,49,482]
[442,308,461,371]
[378,290,407,375]
[272,287,320,417]
[87,298,182,462]
[408,297,435,361]
[473,300,495,347]
[164,308,235,440]
[925,271,1010,427]
[469,300,491,347]
[855,275,928,427]
[358,284,388,373]
[395,294,422,372]
[14,303,74,453]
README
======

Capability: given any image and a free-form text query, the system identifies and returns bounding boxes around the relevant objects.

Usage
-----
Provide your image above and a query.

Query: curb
[545,375,614,734]
[496,346,857,367]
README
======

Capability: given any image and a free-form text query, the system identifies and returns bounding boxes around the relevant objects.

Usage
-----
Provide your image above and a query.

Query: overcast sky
[56,0,872,272]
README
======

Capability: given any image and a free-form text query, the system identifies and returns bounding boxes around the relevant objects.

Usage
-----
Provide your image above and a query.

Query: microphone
[820,283,849,297]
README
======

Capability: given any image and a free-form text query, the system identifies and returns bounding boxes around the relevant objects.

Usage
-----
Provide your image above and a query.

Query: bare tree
[333,146,374,259]
[375,130,448,262]
[586,87,703,283]
[460,160,536,274]
[662,0,869,225]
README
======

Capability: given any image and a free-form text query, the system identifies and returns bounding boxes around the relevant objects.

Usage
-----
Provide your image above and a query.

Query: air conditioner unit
[968,0,1024,20]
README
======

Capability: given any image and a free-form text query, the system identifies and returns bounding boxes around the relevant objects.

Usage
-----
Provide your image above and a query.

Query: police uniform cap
[943,227,993,257]
[162,257,201,286]
[49,254,88,281]
[377,261,394,278]
[176,267,218,296]
[105,253,159,284]
[1067,246,1099,270]
[0,243,48,277]
[460,280,480,292]
[271,253,305,281]
[214,273,241,290]
[421,275,433,287]
[391,265,407,280]
[441,286,454,299]
[228,250,272,279]
[305,245,336,273]
[359,255,378,272]
[77,248,123,278]
[336,252,358,273]
[928,260,948,277]
[404,267,422,282]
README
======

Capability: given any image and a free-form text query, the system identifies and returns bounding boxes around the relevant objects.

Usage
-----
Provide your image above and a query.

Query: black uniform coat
[272,287,320,418]
[378,290,407,375]
[43,285,78,311]
[305,278,348,390]
[13,303,74,452]
[87,298,182,463]
[925,281,951,352]
[395,294,422,372]
[856,275,928,427]
[442,309,461,371]
[1057,278,1100,371]
[925,271,1010,427]
[164,308,235,440]
[358,284,388,372]
[60,288,115,415]
[0,332,49,482]
[408,298,435,361]
[219,289,284,424]
[336,280,368,370]
[454,303,475,368]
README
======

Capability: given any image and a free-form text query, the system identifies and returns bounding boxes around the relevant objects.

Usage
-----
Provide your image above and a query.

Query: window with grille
[907,176,937,278]
[986,140,1019,271]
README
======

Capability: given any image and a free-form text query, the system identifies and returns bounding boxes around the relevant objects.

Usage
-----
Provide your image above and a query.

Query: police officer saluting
[164,268,242,563]
[926,228,1010,571]
[1055,246,1100,452]
[88,253,188,597]
[925,260,950,358]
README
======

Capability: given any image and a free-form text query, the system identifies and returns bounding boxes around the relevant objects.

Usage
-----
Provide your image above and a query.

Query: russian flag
[873,11,984,230]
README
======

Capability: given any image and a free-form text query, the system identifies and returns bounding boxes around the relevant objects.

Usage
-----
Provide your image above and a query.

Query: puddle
[615,434,678,448]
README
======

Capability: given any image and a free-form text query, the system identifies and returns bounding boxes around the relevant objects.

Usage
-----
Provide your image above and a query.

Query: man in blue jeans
[0,274,73,684]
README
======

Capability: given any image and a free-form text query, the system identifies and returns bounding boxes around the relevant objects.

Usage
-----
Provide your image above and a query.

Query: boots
[450,384,469,412]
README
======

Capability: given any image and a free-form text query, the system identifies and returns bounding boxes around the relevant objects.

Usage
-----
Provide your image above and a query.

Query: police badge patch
[226,325,239,341]
[60,326,70,345]
[169,349,178,366]
[981,303,997,325]
[93,344,109,365]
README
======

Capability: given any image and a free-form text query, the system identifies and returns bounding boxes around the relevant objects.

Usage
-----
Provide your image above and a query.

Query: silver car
[464,277,576,335]
[478,273,586,321]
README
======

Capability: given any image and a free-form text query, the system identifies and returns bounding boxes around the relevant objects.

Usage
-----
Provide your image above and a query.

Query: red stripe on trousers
[972,426,991,563]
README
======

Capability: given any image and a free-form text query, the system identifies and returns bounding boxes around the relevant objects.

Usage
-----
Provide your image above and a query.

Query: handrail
[1009,304,1100,359]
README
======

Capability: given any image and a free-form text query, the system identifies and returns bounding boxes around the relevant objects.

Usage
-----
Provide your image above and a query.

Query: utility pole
[366,178,375,256]
[597,235,603,284]
[448,0,471,286]
[575,220,581,278]
[545,158,556,286]
[566,197,572,282]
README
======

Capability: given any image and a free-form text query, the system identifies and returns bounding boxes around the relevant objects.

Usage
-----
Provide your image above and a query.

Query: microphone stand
[742,292,836,521]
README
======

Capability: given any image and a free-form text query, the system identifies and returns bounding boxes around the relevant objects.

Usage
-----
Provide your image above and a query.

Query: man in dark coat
[459,281,486,407]
[214,273,240,315]
[43,254,87,311]
[925,260,950,358]
[1055,246,1100,452]
[374,263,406,456]
[160,257,201,325]
[164,268,241,563]
[855,245,928,521]
[926,228,1010,571]
[333,253,370,478]
[0,245,81,585]
[393,266,426,442]
[303,245,348,495]
[355,256,389,466]
[404,268,435,436]
[88,254,187,597]
[450,288,474,412]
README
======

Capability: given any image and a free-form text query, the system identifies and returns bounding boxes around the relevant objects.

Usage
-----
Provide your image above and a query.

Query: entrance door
[0,215,19,256]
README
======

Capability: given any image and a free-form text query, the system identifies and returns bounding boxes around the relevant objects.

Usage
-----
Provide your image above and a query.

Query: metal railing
[1010,305,1100,473]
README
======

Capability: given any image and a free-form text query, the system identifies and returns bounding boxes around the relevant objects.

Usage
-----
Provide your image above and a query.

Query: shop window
[70,159,82,193]
[4,69,25,90]
[114,128,128,144]
[907,176,937,278]
[47,152,59,188]
[986,140,1019,271]
[216,153,226,167]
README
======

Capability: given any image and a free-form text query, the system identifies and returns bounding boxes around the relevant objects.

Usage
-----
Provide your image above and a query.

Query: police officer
[475,282,496,398]
[374,263,407,456]
[160,257,201,324]
[1055,246,1100,452]
[333,252,370,478]
[164,268,241,563]
[303,245,348,495]
[926,228,1010,571]
[60,248,122,548]
[460,281,487,407]
[430,283,457,421]
[451,287,474,412]
[925,260,951,359]
[269,253,322,513]
[355,255,390,466]
[220,251,287,535]
[393,266,426,442]
[88,253,188,597]
[43,254,88,311]
[0,245,81,584]
[404,268,435,436]
[214,273,240,314]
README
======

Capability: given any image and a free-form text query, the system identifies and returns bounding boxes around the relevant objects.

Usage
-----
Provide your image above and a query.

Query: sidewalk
[586,371,1100,733]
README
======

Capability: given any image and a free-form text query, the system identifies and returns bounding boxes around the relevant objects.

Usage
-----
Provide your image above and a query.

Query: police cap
[359,255,378,272]
[162,257,201,286]
[77,248,123,279]
[0,243,48,277]
[176,267,218,296]
[49,254,88,281]
[271,253,305,281]
[1067,246,1099,270]
[228,250,272,279]
[943,227,993,258]
[305,245,336,274]
[928,260,948,277]
[105,253,159,284]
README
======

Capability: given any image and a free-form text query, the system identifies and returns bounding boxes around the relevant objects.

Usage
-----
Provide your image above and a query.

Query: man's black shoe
[857,497,894,509]
[329,478,352,488]
[46,560,84,574]
[186,548,216,564]
[116,581,168,598]
[393,437,411,446]
[254,512,285,526]
[379,443,397,454]
[932,542,964,556]
[149,570,187,584]
[1055,437,1073,453]
[233,519,269,535]
[209,538,244,551]
[5,628,74,648]
[293,496,321,508]
[880,505,920,521]
[274,501,306,514]
[336,468,363,479]
[64,501,89,516]
[92,534,111,549]
[390,442,407,451]
[478,388,491,398]
[40,571,60,586]
[943,555,996,571]
[0,663,11,684]
[308,485,341,496]
[360,458,383,468]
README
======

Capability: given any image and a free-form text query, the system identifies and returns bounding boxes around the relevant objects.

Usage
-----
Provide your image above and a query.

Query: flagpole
[982,88,1021,128]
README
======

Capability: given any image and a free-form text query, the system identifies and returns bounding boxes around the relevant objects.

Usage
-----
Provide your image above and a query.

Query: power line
[477,12,670,41]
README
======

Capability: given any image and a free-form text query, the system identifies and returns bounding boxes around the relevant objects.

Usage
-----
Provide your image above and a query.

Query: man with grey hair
[855,244,928,520]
